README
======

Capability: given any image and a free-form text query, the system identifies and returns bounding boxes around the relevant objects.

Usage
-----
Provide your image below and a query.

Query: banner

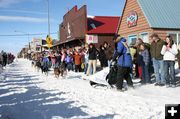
[86,35,98,44]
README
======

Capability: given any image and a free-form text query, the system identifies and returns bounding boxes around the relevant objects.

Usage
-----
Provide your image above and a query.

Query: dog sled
[83,62,118,88]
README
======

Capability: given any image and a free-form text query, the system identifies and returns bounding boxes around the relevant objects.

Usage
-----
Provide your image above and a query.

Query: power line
[0,32,58,37]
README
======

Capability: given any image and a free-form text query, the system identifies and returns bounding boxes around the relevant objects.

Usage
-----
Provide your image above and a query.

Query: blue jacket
[116,38,133,68]
[65,55,73,63]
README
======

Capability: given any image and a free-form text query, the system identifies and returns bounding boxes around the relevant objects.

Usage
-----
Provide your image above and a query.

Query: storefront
[54,5,87,49]
[117,0,180,45]
[54,5,120,49]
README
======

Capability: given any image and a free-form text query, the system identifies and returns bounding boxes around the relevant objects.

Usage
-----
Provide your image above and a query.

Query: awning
[53,37,84,47]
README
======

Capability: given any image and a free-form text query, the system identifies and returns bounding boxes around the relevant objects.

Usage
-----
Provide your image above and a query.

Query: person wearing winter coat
[86,43,97,76]
[73,51,82,72]
[99,45,108,68]
[0,53,3,65]
[113,36,133,91]
[150,33,165,86]
[55,52,61,67]
[177,44,180,69]
[41,54,49,75]
[2,52,7,67]
[83,44,91,74]
[161,36,178,88]
[51,53,56,69]
[103,42,114,66]
[134,38,144,79]
[65,54,73,71]
[139,43,151,84]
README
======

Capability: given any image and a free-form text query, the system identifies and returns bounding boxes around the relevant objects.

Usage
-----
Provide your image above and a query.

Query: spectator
[73,51,82,72]
[139,43,151,84]
[103,42,114,67]
[83,44,89,74]
[55,52,61,68]
[51,52,56,69]
[0,52,3,65]
[135,38,144,80]
[65,53,73,71]
[2,52,7,67]
[150,33,165,86]
[99,45,108,68]
[177,43,180,69]
[86,43,97,76]
[129,45,137,79]
[161,36,178,88]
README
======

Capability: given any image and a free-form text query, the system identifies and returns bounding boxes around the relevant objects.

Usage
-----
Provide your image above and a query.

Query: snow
[87,15,95,18]
[0,59,180,119]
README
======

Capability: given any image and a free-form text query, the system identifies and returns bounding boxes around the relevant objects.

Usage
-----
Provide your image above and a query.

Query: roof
[137,0,180,29]
[87,16,120,34]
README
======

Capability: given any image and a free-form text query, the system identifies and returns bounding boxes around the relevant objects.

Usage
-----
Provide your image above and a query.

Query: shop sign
[86,35,98,44]
[127,11,138,27]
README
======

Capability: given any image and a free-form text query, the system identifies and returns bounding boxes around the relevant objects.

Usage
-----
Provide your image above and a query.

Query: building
[55,5,87,48]
[117,0,180,45]
[30,38,48,52]
[54,5,120,49]
[87,16,120,48]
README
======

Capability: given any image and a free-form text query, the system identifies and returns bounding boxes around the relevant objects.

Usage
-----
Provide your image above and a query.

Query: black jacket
[88,47,97,60]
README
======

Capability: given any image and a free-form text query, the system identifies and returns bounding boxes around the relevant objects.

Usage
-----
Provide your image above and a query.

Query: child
[139,43,151,84]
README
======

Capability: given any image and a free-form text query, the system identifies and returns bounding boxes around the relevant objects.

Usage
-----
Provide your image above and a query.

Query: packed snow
[0,59,180,119]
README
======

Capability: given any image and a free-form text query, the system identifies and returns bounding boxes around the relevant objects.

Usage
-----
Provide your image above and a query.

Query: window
[169,33,177,44]
[36,47,40,51]
[128,35,137,45]
[178,34,180,45]
[167,32,180,45]
[90,23,96,29]
[140,33,149,43]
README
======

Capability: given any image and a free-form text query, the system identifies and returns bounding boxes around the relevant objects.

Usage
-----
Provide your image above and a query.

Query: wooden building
[55,5,87,49]
[54,5,120,49]
[117,0,180,45]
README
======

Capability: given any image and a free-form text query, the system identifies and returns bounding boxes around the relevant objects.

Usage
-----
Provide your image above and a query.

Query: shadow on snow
[0,66,115,119]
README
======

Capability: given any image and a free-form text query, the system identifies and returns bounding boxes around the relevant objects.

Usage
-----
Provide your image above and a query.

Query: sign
[67,22,71,38]
[127,11,138,27]
[46,35,52,48]
[86,35,98,44]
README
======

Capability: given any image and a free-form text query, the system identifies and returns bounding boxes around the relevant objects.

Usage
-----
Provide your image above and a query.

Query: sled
[83,66,117,87]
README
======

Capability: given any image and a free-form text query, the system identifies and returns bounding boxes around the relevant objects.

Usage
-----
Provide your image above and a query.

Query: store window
[140,33,149,43]
[169,34,177,44]
[178,34,180,45]
[168,33,180,45]
[128,35,137,45]
[36,47,40,51]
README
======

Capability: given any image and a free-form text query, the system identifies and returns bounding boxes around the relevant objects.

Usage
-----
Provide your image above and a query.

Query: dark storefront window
[128,35,137,45]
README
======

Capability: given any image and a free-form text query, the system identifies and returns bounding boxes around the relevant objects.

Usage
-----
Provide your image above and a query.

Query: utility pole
[47,0,50,36]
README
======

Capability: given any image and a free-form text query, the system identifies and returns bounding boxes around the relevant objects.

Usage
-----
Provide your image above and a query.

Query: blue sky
[0,0,125,55]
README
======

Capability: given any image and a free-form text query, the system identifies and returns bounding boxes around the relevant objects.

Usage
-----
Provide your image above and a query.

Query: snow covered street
[0,59,180,119]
